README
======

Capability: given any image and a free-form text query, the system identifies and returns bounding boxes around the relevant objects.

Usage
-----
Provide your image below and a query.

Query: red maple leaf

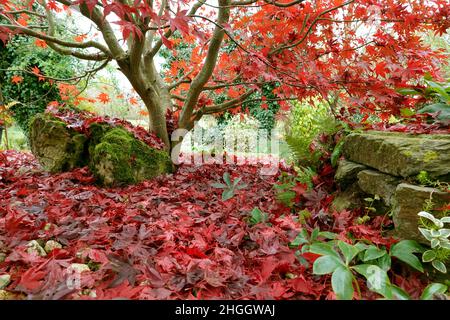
[169,9,190,36]
[97,92,110,104]
[11,75,23,84]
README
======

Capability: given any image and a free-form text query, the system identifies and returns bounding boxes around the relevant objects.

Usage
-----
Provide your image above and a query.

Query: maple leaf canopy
[0,0,448,149]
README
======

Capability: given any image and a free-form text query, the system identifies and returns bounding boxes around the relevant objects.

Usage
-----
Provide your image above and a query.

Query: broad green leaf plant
[293,228,429,300]
[398,78,450,121]
[211,172,248,201]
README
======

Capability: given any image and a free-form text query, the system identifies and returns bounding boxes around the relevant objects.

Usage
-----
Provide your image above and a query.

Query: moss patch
[89,126,172,187]
[423,151,439,163]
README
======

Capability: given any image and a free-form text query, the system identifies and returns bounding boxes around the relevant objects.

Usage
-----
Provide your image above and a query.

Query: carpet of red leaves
[0,151,428,300]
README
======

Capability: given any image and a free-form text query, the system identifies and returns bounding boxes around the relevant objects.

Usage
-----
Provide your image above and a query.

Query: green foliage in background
[398,77,450,121]
[0,36,78,133]
[241,83,281,133]
[284,99,340,168]
[421,30,450,77]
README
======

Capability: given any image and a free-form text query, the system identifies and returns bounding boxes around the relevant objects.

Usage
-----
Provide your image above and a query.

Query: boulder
[335,159,367,188]
[29,114,173,187]
[89,125,172,187]
[391,183,450,243]
[29,113,87,172]
[357,170,400,206]
[343,131,450,179]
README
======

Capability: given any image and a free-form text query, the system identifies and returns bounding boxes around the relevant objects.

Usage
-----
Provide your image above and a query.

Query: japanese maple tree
[0,0,448,151]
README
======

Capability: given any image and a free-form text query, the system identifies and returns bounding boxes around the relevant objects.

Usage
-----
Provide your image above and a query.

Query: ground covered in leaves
[0,151,429,300]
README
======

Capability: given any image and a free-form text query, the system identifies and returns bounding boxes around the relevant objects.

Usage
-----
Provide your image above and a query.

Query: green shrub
[0,36,78,133]
[284,99,339,167]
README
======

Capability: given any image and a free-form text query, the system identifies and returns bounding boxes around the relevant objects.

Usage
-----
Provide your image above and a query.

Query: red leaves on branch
[169,9,190,36]
[114,20,144,41]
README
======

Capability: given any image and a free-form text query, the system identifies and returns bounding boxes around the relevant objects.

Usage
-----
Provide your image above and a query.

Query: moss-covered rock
[343,131,450,179]
[29,113,87,172]
[392,183,450,243]
[89,126,172,187]
[29,114,172,186]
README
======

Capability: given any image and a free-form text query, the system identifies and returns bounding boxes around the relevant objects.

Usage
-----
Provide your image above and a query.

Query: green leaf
[338,241,360,265]
[309,243,340,259]
[223,172,231,185]
[289,229,309,247]
[236,183,248,190]
[318,231,338,240]
[422,250,436,263]
[391,285,410,300]
[420,283,448,300]
[418,103,450,120]
[331,266,354,300]
[425,80,450,100]
[211,182,227,189]
[232,177,242,187]
[432,260,447,273]
[400,108,415,117]
[330,140,344,167]
[390,240,424,272]
[363,246,387,262]
[354,242,370,252]
[249,207,268,225]
[397,88,420,96]
[377,254,391,272]
[310,228,320,241]
[313,255,343,275]
[221,189,235,201]
[439,229,450,238]
[419,228,434,241]
[352,264,392,299]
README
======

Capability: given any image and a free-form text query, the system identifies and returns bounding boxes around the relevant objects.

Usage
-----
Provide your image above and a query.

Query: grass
[0,124,29,151]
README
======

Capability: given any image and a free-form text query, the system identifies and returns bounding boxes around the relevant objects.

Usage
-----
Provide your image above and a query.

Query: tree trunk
[143,95,170,150]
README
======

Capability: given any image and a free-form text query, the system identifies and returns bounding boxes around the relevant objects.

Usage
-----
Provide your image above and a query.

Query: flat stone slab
[357,170,400,206]
[343,131,450,179]
[335,159,367,188]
